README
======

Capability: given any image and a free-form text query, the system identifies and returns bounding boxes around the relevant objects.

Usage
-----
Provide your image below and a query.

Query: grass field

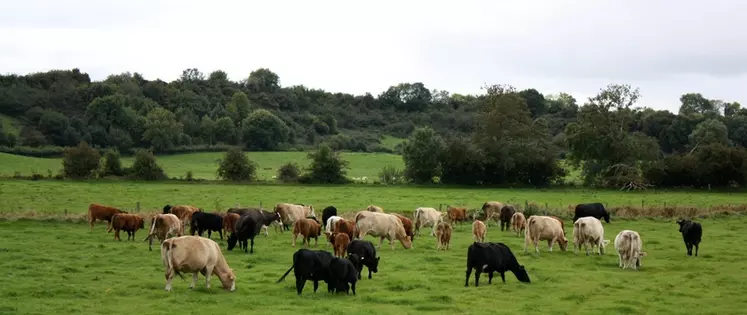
[1,216,745,315]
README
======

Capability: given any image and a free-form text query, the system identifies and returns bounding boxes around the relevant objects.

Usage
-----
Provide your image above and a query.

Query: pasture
[1,216,745,315]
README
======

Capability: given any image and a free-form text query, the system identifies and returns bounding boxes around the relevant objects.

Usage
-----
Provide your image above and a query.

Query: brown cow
[223,213,241,236]
[511,212,527,237]
[333,232,351,257]
[446,206,468,225]
[108,213,145,241]
[332,218,357,241]
[435,222,453,250]
[472,220,487,242]
[87,203,127,232]
[392,213,415,243]
[292,218,322,248]
[550,216,566,235]
[143,213,183,251]
[163,204,201,230]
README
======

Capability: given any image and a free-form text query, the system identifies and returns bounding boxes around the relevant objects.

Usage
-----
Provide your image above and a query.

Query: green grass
[1,216,745,314]
[0,179,744,214]
[379,135,405,150]
[0,113,20,136]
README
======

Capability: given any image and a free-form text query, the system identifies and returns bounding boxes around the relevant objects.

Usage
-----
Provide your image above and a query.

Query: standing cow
[143,213,183,251]
[321,206,338,229]
[573,203,611,224]
[480,201,505,227]
[274,203,316,232]
[572,216,610,255]
[524,215,568,253]
[676,219,703,256]
[355,211,412,250]
[87,203,127,232]
[161,235,236,292]
[510,212,527,237]
[465,242,530,286]
[499,205,516,231]
[275,249,334,295]
[108,213,145,241]
[614,230,648,270]
[413,207,443,236]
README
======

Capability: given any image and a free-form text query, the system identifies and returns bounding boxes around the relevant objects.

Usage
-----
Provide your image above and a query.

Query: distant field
[0,216,744,314]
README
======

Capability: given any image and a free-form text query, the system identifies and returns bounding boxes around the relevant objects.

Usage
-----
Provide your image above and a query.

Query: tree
[678,93,715,116]
[62,141,100,178]
[214,116,238,145]
[689,118,729,148]
[216,147,257,181]
[200,115,217,145]
[100,149,123,176]
[240,109,290,150]
[143,107,183,152]
[519,88,547,118]
[302,144,349,184]
[129,149,167,180]
[277,162,301,183]
[245,68,280,93]
[401,126,445,184]
[227,91,251,122]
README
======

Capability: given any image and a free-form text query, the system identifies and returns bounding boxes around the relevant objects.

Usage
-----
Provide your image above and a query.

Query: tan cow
[413,207,443,236]
[524,215,569,253]
[472,220,487,242]
[274,203,316,233]
[573,216,610,255]
[160,235,236,292]
[163,204,200,230]
[446,205,468,225]
[435,222,453,250]
[366,205,384,212]
[355,211,412,250]
[480,201,504,227]
[511,212,527,237]
[292,218,322,248]
[143,213,183,251]
[614,230,648,270]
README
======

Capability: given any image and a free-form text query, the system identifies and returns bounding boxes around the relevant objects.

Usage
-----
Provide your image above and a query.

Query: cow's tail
[276,263,295,283]
[107,214,118,233]
[627,233,636,256]
[354,211,366,223]
[161,239,185,280]
[413,209,421,227]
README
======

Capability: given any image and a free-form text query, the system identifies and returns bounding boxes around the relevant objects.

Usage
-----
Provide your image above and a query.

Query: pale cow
[143,213,183,251]
[511,212,527,237]
[325,215,344,235]
[413,207,443,236]
[573,216,610,255]
[480,201,505,227]
[472,220,487,242]
[366,205,384,212]
[160,235,236,292]
[435,222,453,250]
[524,215,569,254]
[274,203,316,232]
[614,230,648,270]
[355,211,412,250]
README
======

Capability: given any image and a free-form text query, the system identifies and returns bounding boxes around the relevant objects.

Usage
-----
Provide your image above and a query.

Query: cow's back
[528,216,563,239]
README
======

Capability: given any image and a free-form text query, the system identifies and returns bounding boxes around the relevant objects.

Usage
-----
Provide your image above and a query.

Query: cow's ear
[640,252,648,257]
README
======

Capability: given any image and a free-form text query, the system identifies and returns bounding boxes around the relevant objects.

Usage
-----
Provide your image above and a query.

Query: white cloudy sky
[1,0,745,112]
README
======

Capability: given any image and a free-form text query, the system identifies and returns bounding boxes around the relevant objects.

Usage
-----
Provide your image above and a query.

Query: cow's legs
[204,266,214,289]
[292,232,298,247]
[114,229,121,241]
[534,238,540,253]
[694,242,699,256]
[500,272,506,283]
[313,236,318,247]
[488,272,493,284]
[295,278,305,295]
[263,225,268,236]
[368,268,372,279]
[474,270,482,287]
[547,239,554,252]
[313,280,319,293]
[464,267,473,287]
[599,242,605,255]
[249,236,255,254]
[378,236,384,249]
[190,272,198,289]
[207,230,212,239]
[618,253,623,268]
[164,268,174,291]
[351,281,356,295]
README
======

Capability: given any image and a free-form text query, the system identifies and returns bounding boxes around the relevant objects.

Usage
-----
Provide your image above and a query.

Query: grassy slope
[1,217,745,315]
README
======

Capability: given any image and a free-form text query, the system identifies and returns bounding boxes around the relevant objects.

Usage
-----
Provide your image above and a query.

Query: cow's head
[602,239,611,248]
[676,219,688,232]
[219,268,236,292]
[401,235,413,249]
[138,217,145,229]
[162,205,171,214]
[603,212,611,223]
[227,233,238,251]
[557,237,569,251]
[513,265,531,283]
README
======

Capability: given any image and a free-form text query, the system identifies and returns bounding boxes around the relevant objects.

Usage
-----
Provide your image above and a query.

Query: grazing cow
[550,216,566,235]
[355,211,413,250]
[499,205,516,231]
[227,207,280,237]
[480,201,505,227]
[472,220,487,242]
[163,204,201,230]
[144,213,183,251]
[292,218,322,248]
[572,216,610,255]
[511,212,527,237]
[676,219,703,256]
[108,213,145,241]
[190,211,224,240]
[524,215,569,253]
[614,230,648,270]
[573,203,611,224]
[321,206,338,229]
[161,235,236,292]
[223,213,241,236]
[325,215,343,235]
[366,205,384,212]
[227,215,259,254]
[87,203,127,232]
[328,257,359,295]
[346,253,362,276]
[333,232,351,257]
[276,249,334,295]
[392,213,415,243]
[446,206,469,225]
[465,242,530,287]
[435,222,453,250]
[346,240,380,280]
[413,207,443,236]
[333,218,357,241]
[274,203,316,232]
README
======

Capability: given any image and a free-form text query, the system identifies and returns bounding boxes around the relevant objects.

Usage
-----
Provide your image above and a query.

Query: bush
[185,170,195,181]
[100,149,123,177]
[277,162,301,183]
[301,144,349,184]
[62,141,100,179]
[379,165,404,184]
[216,147,257,181]
[129,149,167,180]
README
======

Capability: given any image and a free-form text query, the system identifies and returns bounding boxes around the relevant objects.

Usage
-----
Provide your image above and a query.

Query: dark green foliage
[216,148,257,181]
[301,144,349,184]
[100,149,123,177]
[240,109,290,150]
[62,141,100,179]
[645,144,747,187]
[277,162,301,183]
[129,149,167,180]
[402,127,445,184]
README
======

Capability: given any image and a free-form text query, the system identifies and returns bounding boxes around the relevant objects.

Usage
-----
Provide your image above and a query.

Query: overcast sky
[1,0,744,112]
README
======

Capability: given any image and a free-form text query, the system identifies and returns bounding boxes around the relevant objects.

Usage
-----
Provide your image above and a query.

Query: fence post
[64,209,67,216]
[136,202,140,213]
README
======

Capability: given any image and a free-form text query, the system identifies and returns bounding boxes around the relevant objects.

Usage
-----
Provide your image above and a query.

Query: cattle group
[85,200,705,294]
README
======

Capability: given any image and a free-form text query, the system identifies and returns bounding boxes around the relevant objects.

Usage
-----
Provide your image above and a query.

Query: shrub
[185,170,194,181]
[301,144,349,184]
[277,162,301,183]
[379,165,404,184]
[62,141,100,179]
[100,149,123,177]
[129,149,167,180]
[216,147,257,181]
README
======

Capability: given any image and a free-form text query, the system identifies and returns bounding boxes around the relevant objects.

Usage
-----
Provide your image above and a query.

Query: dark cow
[276,249,334,295]
[465,242,530,287]
[190,211,224,240]
[346,240,379,280]
[499,205,516,231]
[227,215,259,254]
[676,219,703,256]
[573,203,611,223]
[227,207,281,236]
[321,206,338,229]
[328,256,359,295]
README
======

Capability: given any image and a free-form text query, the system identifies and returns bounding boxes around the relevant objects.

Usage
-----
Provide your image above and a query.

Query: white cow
[614,230,648,270]
[161,235,236,292]
[524,215,568,253]
[325,215,343,234]
[413,207,443,236]
[572,216,610,255]
[355,211,412,250]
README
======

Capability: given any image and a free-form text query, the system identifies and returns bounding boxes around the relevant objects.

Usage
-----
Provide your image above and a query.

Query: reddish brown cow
[223,213,241,236]
[551,216,566,235]
[392,213,415,242]
[87,203,127,232]
[333,218,357,241]
[333,232,351,257]
[446,206,468,225]
[292,218,322,248]
[163,204,201,230]
[435,222,453,250]
[108,213,145,241]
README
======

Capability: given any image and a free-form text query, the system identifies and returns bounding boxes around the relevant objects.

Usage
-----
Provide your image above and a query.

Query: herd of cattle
[85,201,705,294]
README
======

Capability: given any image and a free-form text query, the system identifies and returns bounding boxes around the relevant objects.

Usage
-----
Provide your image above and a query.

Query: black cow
[677,219,702,256]
[346,240,379,280]
[276,249,334,295]
[573,203,611,224]
[499,205,515,231]
[190,211,224,239]
[228,207,281,235]
[227,215,259,253]
[465,242,530,287]
[321,206,338,228]
[328,256,358,295]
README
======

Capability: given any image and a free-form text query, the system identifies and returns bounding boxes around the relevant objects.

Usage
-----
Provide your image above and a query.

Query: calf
[524,215,568,253]
[572,216,610,255]
[499,205,516,231]
[346,240,380,280]
[676,219,703,256]
[480,201,505,227]
[321,206,338,229]
[144,213,183,251]
[614,230,648,270]
[446,205,469,225]
[276,249,334,295]
[332,218,357,242]
[87,203,127,232]
[328,256,359,295]
[190,211,224,240]
[333,232,351,257]
[108,213,145,241]
[573,202,610,224]
[511,212,527,237]
[227,215,259,254]
[472,220,487,242]
[435,222,453,250]
[161,235,236,292]
[292,218,322,248]
[392,213,415,243]
[355,211,413,250]
[465,242,530,286]
[413,207,443,236]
